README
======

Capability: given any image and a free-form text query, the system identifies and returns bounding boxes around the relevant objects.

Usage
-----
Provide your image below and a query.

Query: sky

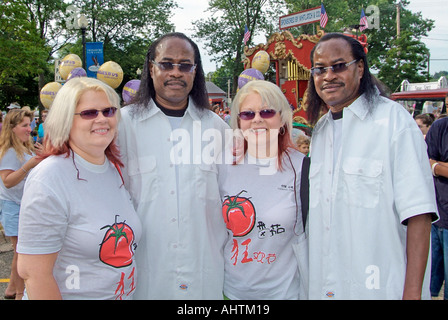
[172,0,448,76]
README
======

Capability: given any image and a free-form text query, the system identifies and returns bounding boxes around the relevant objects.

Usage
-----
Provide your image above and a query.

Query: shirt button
[170,190,175,195]
[171,218,177,222]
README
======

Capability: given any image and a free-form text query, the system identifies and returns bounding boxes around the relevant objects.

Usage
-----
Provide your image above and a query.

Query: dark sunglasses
[238,109,277,120]
[152,60,197,73]
[74,107,117,120]
[311,59,359,76]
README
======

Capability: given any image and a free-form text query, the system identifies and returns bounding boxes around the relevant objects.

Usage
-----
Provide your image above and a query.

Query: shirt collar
[345,93,369,120]
[313,90,377,134]
[135,97,202,122]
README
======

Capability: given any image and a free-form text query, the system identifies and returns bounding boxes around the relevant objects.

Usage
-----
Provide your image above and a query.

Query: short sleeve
[17,177,68,255]
[392,127,438,223]
[0,149,21,171]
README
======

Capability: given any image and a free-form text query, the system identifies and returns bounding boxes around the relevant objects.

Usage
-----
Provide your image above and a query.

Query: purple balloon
[66,67,87,80]
[122,79,141,104]
[238,68,264,89]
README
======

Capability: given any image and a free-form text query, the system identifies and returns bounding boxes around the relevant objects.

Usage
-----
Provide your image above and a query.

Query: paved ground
[0,227,13,300]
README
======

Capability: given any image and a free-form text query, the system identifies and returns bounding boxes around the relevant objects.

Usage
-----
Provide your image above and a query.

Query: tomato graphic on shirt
[222,190,256,237]
[99,215,136,268]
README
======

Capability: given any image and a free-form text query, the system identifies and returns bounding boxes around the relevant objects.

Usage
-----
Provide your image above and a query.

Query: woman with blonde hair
[0,109,42,300]
[17,77,141,299]
[219,80,308,300]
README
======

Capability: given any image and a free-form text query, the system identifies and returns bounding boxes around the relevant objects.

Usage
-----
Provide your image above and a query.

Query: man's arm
[430,159,448,178]
[402,213,433,300]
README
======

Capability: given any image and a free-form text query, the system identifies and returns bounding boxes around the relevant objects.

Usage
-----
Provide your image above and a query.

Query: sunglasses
[152,60,197,73]
[238,109,277,120]
[74,107,117,120]
[311,59,359,76]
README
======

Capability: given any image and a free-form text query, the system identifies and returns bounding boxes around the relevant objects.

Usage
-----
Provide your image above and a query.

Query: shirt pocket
[195,163,219,201]
[127,155,159,202]
[341,157,383,208]
[309,162,322,208]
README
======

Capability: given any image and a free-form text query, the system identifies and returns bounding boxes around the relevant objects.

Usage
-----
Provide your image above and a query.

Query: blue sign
[86,42,104,78]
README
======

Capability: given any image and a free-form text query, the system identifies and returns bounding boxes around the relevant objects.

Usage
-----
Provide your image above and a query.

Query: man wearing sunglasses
[117,33,229,299]
[305,33,438,300]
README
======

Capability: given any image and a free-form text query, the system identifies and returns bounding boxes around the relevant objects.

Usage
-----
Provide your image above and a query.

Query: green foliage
[280,0,435,91]
[191,0,287,96]
[0,0,177,110]
[197,0,436,94]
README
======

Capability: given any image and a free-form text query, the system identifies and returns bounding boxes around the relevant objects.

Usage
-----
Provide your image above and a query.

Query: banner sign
[279,7,321,30]
[86,42,104,78]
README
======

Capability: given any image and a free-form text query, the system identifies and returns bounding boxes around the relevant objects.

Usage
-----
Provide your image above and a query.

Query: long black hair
[306,33,387,125]
[131,32,209,113]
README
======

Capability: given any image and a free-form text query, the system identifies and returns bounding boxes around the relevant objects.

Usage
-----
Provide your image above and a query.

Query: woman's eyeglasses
[238,109,277,120]
[74,107,117,120]
[311,59,359,76]
[152,60,197,73]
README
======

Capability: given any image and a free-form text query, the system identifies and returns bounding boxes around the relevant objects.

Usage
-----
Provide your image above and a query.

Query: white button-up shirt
[118,99,229,299]
[308,92,438,300]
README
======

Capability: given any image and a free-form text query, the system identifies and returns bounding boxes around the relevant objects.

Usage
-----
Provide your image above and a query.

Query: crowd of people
[0,31,445,300]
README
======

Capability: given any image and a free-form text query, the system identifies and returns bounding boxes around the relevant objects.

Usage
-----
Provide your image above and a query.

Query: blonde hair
[230,80,296,170]
[296,134,310,146]
[0,109,35,161]
[44,77,121,149]
[230,80,292,135]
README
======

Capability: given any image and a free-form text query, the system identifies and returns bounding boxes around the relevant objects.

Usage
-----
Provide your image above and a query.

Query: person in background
[296,134,310,156]
[219,80,307,300]
[17,77,141,300]
[0,109,42,300]
[306,32,438,300]
[117,32,228,299]
[37,109,48,143]
[425,116,448,299]
[415,113,434,138]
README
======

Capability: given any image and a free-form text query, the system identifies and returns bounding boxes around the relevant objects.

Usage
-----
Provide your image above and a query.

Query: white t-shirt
[0,148,34,204]
[17,153,142,300]
[218,149,307,300]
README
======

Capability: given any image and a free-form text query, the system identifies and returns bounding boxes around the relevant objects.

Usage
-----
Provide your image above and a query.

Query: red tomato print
[222,190,256,237]
[99,215,136,268]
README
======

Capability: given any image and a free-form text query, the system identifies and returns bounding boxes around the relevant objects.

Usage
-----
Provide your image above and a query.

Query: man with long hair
[118,33,228,299]
[306,33,438,299]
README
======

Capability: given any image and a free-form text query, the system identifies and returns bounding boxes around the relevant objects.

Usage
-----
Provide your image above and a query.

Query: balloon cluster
[238,50,270,89]
[40,53,140,108]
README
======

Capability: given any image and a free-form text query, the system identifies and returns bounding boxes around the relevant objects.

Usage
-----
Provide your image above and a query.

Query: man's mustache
[321,81,345,90]
[164,80,187,87]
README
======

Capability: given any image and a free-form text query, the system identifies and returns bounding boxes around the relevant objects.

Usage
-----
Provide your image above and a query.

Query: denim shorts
[0,200,20,237]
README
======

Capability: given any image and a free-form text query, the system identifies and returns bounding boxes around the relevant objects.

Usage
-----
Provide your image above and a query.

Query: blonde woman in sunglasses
[17,77,142,300]
[218,80,308,300]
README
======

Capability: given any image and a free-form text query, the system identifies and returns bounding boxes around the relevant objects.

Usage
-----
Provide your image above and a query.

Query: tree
[0,1,49,107]
[283,0,434,91]
[0,0,177,109]
[191,0,287,97]
[378,30,429,92]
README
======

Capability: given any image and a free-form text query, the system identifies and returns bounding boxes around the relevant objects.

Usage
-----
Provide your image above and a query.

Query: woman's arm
[0,156,42,188]
[17,252,62,300]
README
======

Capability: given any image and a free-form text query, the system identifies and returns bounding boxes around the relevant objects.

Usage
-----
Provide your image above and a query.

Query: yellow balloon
[96,61,124,89]
[40,82,62,109]
[252,50,270,74]
[59,54,82,80]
